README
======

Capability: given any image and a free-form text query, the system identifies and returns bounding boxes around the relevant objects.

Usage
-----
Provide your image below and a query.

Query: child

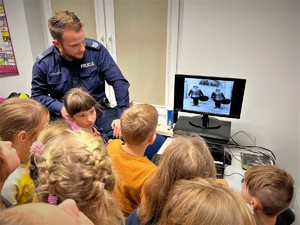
[158,178,256,225]
[241,164,294,225]
[107,104,158,217]
[0,199,94,225]
[0,98,49,207]
[0,141,20,209]
[30,121,123,225]
[62,87,108,142]
[126,133,219,225]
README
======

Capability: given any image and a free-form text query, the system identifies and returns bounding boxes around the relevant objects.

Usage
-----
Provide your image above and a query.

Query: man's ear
[17,131,28,145]
[148,133,157,145]
[52,39,62,49]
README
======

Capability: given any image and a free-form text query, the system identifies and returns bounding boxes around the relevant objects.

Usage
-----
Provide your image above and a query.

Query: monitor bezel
[173,74,246,121]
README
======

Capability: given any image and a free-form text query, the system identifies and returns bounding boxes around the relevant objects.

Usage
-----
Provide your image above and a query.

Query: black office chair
[144,134,166,161]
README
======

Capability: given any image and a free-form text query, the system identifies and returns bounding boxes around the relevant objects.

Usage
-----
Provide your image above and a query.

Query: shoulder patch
[85,38,101,50]
[36,47,53,62]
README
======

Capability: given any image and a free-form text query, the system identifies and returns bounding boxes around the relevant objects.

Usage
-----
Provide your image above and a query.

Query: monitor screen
[173,74,246,129]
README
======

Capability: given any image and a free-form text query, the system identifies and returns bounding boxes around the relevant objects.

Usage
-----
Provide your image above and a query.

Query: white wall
[295,155,300,225]
[0,0,46,97]
[177,0,299,210]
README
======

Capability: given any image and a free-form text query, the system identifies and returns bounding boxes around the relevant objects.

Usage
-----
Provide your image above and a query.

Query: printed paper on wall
[0,0,18,75]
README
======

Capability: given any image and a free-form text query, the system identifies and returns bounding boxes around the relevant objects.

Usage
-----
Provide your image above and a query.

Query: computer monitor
[173,74,246,129]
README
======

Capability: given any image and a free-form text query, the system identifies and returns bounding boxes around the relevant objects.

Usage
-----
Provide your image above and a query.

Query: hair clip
[66,119,79,131]
[48,195,58,205]
[102,182,105,188]
[30,142,45,154]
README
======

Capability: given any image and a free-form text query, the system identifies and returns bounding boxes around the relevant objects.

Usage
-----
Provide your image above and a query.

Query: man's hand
[111,119,122,139]
[61,106,69,120]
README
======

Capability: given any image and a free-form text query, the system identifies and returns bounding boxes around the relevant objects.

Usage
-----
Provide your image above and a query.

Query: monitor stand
[189,114,221,129]
[173,115,231,143]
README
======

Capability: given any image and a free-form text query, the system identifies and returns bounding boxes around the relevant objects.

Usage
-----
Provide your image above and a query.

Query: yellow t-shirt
[1,163,34,207]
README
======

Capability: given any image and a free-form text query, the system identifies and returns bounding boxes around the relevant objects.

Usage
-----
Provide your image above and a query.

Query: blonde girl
[30,121,123,225]
[0,98,49,207]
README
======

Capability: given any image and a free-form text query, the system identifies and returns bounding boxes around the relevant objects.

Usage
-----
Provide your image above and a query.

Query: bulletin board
[0,0,18,75]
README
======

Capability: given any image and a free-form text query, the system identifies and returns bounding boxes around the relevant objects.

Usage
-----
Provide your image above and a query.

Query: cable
[228,131,276,160]
[223,172,244,179]
[225,146,242,163]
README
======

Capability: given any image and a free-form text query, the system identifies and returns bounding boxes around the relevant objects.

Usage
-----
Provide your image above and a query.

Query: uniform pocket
[48,72,66,85]
[79,67,103,91]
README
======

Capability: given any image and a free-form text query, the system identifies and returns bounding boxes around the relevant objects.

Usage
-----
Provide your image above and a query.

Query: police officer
[31,10,130,139]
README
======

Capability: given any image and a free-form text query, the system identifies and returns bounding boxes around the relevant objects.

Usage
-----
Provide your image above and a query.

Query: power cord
[226,131,276,165]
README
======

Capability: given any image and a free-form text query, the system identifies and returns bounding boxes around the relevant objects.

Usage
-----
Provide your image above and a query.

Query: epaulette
[85,38,101,51]
[36,47,53,62]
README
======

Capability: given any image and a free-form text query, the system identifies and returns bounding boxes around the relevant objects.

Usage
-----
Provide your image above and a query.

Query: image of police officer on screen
[188,86,204,106]
[211,88,225,109]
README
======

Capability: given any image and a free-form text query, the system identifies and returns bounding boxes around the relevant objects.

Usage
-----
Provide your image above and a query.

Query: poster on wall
[0,0,18,75]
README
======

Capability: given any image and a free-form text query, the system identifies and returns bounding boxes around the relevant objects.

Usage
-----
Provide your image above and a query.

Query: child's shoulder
[107,139,123,154]
[1,164,34,206]
[107,139,123,147]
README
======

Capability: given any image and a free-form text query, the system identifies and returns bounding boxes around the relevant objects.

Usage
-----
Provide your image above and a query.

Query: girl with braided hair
[29,120,123,225]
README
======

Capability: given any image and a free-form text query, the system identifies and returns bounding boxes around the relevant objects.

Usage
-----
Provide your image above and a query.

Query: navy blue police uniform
[31,38,130,139]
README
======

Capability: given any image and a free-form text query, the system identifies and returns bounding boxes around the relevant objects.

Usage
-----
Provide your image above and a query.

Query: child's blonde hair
[157,178,256,225]
[0,98,48,142]
[63,87,101,117]
[138,133,216,225]
[29,120,72,184]
[32,122,122,225]
[121,104,158,145]
[244,164,294,216]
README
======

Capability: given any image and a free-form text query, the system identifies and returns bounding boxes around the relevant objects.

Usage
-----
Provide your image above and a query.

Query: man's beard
[60,49,84,61]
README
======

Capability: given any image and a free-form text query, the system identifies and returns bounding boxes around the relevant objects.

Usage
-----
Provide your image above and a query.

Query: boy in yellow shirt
[107,104,158,217]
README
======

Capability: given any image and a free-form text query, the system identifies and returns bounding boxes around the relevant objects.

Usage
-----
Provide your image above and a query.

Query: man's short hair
[121,104,158,145]
[48,10,83,42]
[244,164,294,216]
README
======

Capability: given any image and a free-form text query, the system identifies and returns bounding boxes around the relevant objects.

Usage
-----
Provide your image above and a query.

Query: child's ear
[251,197,262,211]
[17,131,28,145]
[66,114,72,120]
[148,133,157,145]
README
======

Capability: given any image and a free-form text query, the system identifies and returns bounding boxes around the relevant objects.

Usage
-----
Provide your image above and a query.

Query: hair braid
[31,122,123,225]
